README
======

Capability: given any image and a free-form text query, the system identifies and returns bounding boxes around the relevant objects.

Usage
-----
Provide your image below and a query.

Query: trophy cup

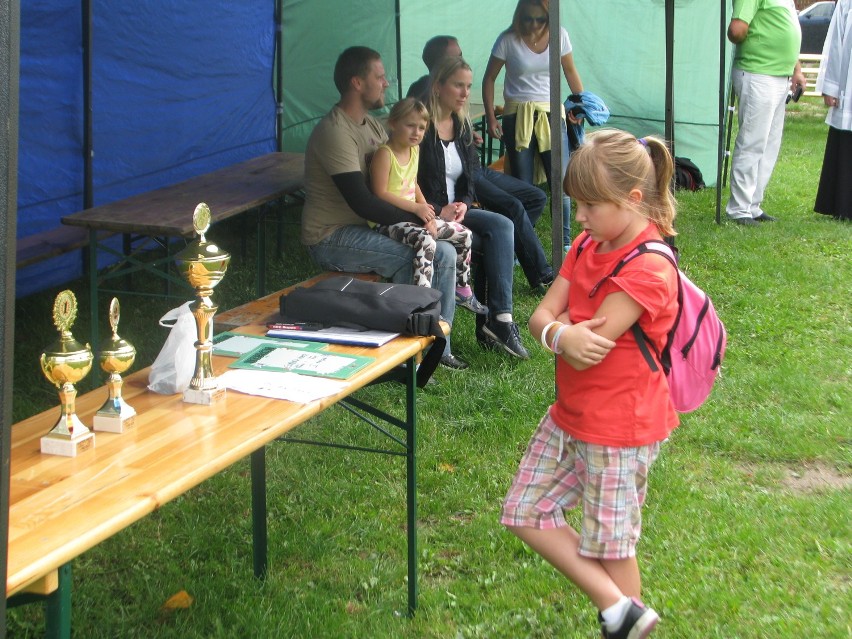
[174,203,231,405]
[93,298,137,433]
[39,290,96,456]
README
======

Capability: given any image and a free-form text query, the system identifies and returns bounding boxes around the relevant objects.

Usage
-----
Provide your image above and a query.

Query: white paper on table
[254,347,361,375]
[218,369,348,403]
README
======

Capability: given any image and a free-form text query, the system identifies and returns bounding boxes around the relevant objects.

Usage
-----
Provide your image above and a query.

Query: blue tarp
[16,0,276,297]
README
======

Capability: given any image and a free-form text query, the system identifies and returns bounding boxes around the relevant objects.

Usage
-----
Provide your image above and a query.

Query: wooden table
[61,152,305,349]
[7,325,430,637]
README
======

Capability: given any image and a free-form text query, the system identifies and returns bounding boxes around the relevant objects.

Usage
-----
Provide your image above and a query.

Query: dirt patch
[740,461,852,493]
[780,462,852,493]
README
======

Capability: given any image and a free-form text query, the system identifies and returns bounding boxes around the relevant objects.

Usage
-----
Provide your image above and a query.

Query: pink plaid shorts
[500,410,661,560]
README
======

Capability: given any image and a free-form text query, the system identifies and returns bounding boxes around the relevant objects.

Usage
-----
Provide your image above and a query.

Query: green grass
[7,99,851,638]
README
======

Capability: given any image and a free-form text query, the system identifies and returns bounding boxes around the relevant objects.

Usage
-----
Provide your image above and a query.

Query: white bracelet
[540,321,561,351]
[550,324,570,355]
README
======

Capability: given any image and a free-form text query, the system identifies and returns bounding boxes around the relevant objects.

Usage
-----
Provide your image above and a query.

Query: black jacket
[418,113,479,211]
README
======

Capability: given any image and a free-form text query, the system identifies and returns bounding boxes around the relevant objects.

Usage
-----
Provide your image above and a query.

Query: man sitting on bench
[300,46,464,369]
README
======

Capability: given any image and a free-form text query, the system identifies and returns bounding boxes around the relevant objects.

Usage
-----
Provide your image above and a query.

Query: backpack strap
[574,232,593,259]
[631,324,661,372]
[588,240,678,297]
[586,240,680,375]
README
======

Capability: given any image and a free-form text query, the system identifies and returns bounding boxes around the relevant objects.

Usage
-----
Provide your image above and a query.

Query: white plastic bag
[148,302,197,394]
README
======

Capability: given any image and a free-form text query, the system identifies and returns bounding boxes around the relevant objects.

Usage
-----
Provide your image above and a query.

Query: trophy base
[41,431,95,457]
[93,408,137,433]
[183,386,226,405]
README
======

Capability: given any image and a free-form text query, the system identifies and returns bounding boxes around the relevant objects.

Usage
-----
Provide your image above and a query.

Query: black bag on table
[280,276,445,387]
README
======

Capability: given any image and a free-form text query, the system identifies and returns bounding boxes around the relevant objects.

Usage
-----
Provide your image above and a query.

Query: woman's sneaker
[600,599,659,639]
[482,319,529,359]
[455,291,489,315]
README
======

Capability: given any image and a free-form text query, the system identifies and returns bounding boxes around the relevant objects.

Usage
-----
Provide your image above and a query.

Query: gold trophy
[93,298,137,433]
[174,203,230,405]
[39,290,96,456]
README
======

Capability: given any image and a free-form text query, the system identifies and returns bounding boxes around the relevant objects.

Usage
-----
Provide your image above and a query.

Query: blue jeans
[502,112,572,246]
[463,208,515,329]
[307,224,457,355]
[474,166,551,287]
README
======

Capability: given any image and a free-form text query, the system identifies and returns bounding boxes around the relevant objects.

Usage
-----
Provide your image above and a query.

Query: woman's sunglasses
[521,16,548,25]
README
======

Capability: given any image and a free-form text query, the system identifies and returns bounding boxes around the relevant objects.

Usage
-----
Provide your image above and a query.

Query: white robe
[816,0,852,131]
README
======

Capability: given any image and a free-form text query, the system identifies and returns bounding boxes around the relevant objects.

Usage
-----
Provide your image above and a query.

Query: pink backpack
[578,236,727,413]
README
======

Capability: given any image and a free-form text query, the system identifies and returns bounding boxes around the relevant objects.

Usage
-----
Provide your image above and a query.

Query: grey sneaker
[455,291,489,315]
[482,319,529,360]
[731,216,759,226]
[600,598,659,639]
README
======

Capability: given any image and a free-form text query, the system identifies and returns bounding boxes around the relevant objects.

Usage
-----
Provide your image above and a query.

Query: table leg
[44,563,71,639]
[404,355,418,616]
[123,233,132,291]
[88,229,99,367]
[256,209,267,298]
[251,446,268,580]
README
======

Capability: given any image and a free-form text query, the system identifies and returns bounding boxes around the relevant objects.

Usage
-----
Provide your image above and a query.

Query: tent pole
[275,0,284,152]
[716,5,730,224]
[0,0,20,633]
[394,0,402,102]
[665,0,676,247]
[665,0,674,150]
[548,0,563,272]
[82,0,93,208]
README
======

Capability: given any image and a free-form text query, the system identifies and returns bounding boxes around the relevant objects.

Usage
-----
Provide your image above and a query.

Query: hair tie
[637,137,648,148]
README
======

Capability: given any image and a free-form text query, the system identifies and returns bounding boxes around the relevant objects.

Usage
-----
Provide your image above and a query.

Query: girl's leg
[436,220,487,314]
[380,223,435,287]
[601,556,641,599]
[506,525,624,611]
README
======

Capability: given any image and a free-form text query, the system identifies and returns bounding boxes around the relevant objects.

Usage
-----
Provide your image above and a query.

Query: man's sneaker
[600,598,659,639]
[439,353,469,370]
[455,292,489,315]
[732,216,759,226]
[475,326,497,351]
[531,269,555,294]
[482,319,530,360]
[755,213,777,222]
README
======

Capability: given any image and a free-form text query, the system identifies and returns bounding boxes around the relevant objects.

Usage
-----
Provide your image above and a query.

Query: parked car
[799,1,836,53]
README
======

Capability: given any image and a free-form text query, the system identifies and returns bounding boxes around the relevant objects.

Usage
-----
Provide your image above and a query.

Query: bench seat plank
[62,152,304,237]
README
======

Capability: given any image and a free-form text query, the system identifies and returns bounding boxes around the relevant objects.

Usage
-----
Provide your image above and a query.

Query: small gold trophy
[39,290,96,456]
[93,298,137,433]
[174,203,231,405]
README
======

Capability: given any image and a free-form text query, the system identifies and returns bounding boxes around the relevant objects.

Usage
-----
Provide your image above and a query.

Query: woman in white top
[482,0,584,250]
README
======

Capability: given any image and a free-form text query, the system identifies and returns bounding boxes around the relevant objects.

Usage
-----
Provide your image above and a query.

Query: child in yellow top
[370,98,486,314]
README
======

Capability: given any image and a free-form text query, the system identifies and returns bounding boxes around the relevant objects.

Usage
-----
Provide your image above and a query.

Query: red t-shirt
[550,226,680,446]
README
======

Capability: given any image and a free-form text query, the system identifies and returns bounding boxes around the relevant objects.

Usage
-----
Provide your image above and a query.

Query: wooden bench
[15,226,114,270]
[799,53,823,97]
[215,271,381,333]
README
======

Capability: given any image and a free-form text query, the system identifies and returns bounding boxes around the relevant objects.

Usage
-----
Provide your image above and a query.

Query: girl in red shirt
[501,129,679,639]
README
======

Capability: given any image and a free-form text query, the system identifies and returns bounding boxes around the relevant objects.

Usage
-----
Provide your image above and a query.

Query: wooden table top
[7,327,428,597]
[61,152,305,237]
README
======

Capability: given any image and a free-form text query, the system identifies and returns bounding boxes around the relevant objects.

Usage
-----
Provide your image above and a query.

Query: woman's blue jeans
[502,112,572,246]
[463,207,515,321]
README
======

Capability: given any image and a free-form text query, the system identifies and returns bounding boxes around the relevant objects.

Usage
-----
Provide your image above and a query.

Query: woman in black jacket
[418,56,529,360]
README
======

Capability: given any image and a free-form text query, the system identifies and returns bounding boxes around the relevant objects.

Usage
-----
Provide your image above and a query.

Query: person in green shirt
[726,0,807,225]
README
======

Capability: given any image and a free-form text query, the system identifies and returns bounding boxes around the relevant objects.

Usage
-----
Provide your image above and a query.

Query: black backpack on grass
[674,157,705,191]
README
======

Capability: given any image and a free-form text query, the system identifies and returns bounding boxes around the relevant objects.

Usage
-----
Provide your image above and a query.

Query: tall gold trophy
[93,298,137,433]
[175,203,231,405]
[39,290,95,456]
